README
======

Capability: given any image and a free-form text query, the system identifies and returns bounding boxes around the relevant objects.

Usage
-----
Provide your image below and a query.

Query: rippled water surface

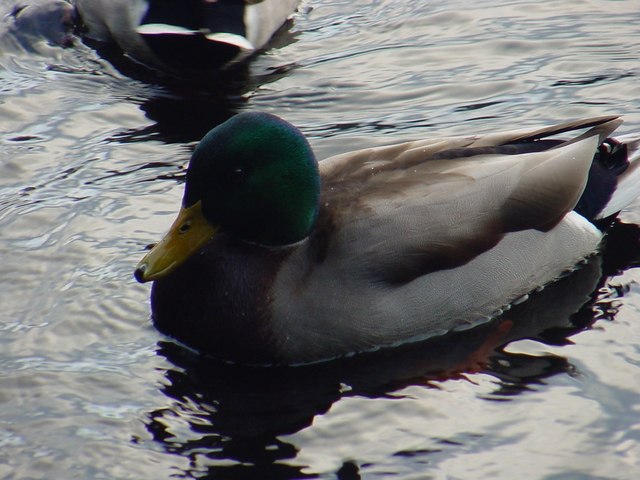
[2,1,640,478]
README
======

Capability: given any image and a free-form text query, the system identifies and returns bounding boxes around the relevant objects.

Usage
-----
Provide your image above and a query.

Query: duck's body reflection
[144,221,639,479]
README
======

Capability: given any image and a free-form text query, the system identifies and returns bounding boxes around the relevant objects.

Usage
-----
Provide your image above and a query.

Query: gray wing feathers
[321,123,603,284]
[271,118,615,361]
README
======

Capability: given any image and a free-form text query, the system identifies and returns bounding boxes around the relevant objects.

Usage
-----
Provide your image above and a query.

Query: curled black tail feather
[575,138,629,222]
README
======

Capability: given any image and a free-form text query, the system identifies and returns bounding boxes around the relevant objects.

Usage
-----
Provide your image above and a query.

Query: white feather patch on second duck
[73,0,300,74]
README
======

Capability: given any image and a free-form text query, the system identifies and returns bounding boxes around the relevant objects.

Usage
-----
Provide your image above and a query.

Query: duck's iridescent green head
[184,112,321,245]
[134,112,320,282]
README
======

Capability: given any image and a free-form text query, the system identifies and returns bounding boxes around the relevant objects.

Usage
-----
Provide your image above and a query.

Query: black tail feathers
[575,138,629,223]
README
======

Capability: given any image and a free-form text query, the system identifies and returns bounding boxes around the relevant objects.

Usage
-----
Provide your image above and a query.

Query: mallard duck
[73,0,300,74]
[134,113,640,365]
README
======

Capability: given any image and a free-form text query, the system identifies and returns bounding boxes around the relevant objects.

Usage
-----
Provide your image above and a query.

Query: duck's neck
[150,234,295,364]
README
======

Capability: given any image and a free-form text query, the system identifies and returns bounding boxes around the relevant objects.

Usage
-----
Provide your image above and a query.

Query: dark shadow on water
[102,55,300,145]
[144,221,640,479]
[111,91,245,145]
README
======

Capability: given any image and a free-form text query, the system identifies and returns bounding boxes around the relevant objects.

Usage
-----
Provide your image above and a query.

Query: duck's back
[266,129,609,362]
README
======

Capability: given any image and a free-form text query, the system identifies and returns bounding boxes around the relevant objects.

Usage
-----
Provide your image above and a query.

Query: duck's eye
[226,166,248,185]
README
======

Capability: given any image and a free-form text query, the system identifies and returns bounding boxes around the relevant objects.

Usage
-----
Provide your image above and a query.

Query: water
[1,0,640,478]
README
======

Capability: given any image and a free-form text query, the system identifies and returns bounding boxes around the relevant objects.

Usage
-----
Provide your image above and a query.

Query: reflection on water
[114,93,242,144]
[145,221,640,478]
[2,0,640,478]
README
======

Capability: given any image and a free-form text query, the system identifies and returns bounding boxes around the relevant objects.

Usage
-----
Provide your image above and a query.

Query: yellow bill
[135,200,219,283]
